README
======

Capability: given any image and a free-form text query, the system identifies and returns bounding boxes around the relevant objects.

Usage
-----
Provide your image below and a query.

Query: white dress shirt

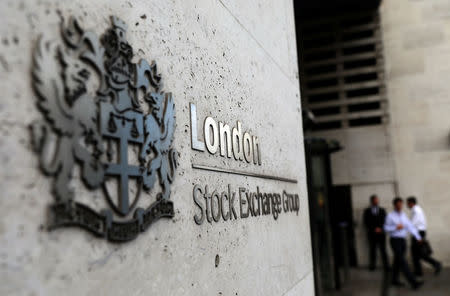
[410,205,427,231]
[384,210,422,240]
[371,206,379,215]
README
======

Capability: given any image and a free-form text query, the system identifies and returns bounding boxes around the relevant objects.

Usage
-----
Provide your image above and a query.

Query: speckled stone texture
[380,0,450,268]
[0,1,312,295]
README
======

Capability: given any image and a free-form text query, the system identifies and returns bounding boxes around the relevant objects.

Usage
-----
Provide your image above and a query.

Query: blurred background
[294,0,450,295]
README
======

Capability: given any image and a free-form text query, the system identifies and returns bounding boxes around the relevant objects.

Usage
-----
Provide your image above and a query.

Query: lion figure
[140,92,177,200]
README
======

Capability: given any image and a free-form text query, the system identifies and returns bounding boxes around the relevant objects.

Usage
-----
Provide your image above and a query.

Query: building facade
[300,0,450,268]
[0,1,313,295]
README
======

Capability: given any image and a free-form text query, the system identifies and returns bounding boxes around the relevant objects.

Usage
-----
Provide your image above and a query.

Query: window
[298,12,387,131]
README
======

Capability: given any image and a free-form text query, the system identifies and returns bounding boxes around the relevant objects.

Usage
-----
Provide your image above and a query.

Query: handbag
[419,240,433,257]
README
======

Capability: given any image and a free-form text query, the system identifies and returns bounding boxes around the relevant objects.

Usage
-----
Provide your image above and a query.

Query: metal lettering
[219,122,232,158]
[245,191,255,217]
[204,185,212,223]
[243,132,253,163]
[192,185,300,225]
[271,193,281,220]
[204,117,219,154]
[252,136,261,165]
[211,190,221,222]
[232,121,244,161]
[267,193,273,217]
[193,185,204,225]
[263,193,270,215]
[190,106,262,165]
[257,187,264,215]
[239,187,249,218]
[190,103,205,151]
[283,191,300,215]
[253,192,261,216]
[294,194,300,215]
[228,185,238,220]
[282,191,288,212]
[276,193,282,215]
[221,191,230,221]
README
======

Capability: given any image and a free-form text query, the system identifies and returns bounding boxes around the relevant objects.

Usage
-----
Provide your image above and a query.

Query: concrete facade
[307,0,450,268]
[310,126,396,266]
[0,1,312,296]
[381,0,450,266]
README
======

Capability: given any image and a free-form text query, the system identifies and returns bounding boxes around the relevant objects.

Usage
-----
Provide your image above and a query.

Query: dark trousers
[390,237,417,285]
[368,233,388,269]
[411,230,440,276]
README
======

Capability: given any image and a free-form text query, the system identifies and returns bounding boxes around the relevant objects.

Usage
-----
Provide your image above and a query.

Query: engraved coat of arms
[30,16,177,241]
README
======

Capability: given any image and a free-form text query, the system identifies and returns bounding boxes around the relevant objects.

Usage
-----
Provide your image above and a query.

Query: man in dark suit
[364,194,389,270]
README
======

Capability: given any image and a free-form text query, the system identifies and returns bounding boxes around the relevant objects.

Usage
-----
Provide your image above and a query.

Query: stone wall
[308,126,396,266]
[381,0,450,266]
[307,0,450,268]
[0,1,313,295]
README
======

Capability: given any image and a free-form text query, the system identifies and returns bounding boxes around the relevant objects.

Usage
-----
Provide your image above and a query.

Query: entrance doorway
[330,185,358,269]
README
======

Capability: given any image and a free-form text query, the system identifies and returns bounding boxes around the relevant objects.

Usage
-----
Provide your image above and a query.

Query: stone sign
[0,1,313,295]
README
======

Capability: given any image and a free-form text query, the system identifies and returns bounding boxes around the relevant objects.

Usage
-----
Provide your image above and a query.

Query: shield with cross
[100,102,145,216]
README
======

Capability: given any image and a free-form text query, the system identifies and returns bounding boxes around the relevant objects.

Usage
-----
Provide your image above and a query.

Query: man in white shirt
[384,197,423,290]
[407,196,442,277]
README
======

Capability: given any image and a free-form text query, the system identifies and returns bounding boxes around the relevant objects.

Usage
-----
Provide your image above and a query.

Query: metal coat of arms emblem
[30,16,178,242]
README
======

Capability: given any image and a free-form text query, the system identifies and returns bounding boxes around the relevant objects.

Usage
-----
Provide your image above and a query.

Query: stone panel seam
[217,0,297,88]
[281,269,313,296]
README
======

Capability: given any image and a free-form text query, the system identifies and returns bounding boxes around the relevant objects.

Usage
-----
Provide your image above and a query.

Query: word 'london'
[190,103,261,165]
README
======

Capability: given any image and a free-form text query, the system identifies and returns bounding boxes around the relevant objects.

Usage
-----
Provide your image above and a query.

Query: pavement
[327,267,450,296]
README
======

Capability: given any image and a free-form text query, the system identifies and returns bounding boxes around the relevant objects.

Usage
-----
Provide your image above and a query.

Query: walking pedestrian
[406,196,442,278]
[384,197,423,290]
